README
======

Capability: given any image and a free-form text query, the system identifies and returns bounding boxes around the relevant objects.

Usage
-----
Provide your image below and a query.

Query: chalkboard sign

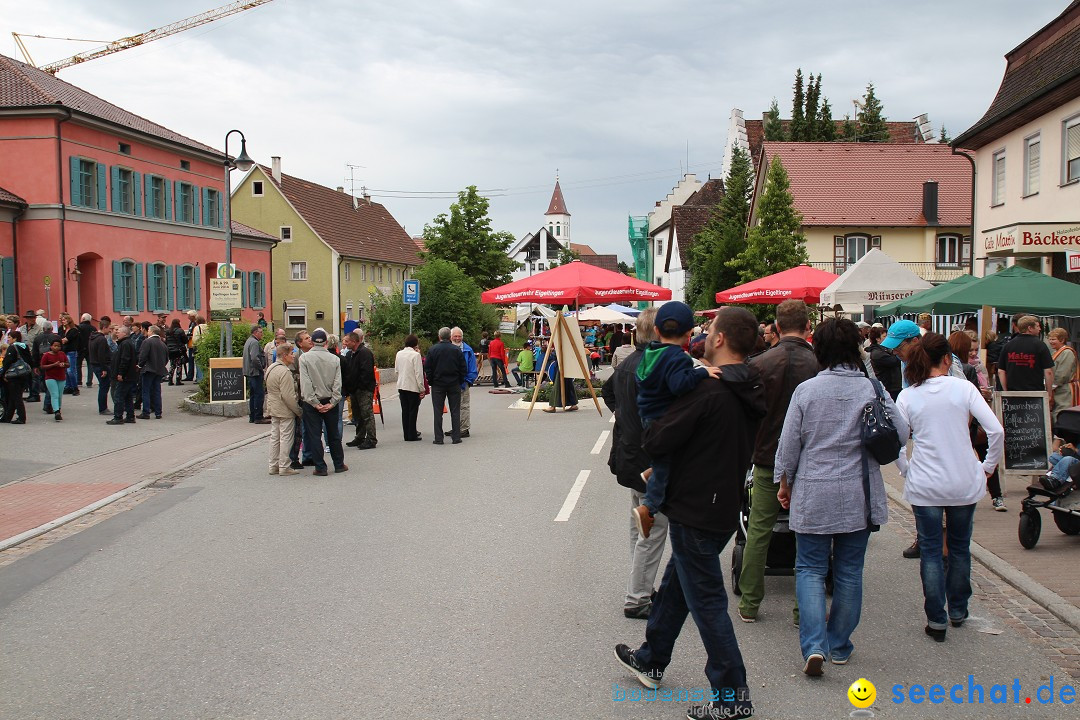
[209,357,246,402]
[995,391,1051,477]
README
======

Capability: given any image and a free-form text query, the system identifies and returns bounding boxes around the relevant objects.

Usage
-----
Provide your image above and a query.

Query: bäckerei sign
[982,222,1080,255]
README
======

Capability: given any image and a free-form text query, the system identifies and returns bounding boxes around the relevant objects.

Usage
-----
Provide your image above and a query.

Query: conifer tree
[818,98,836,141]
[764,99,786,141]
[841,114,858,141]
[857,82,890,142]
[938,125,950,144]
[804,73,822,140]
[729,155,808,283]
[790,69,806,141]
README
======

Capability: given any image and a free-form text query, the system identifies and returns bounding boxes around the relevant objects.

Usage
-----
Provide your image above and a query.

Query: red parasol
[481,261,671,305]
[716,265,839,305]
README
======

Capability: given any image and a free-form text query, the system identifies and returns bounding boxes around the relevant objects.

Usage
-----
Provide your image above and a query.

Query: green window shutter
[192,185,201,225]
[239,270,247,308]
[165,265,174,310]
[177,265,187,308]
[144,175,153,217]
[258,272,266,308]
[1,257,15,314]
[70,157,82,206]
[164,179,172,221]
[96,163,107,210]
[218,192,225,228]
[248,272,256,309]
[145,263,155,311]
[111,166,121,212]
[112,261,124,312]
[201,187,209,226]
[194,269,201,310]
[134,263,144,312]
[132,172,142,216]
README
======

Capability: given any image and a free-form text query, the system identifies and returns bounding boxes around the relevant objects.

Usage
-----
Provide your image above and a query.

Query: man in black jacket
[601,308,668,620]
[343,330,378,449]
[88,317,114,415]
[106,326,137,425]
[77,313,94,388]
[424,326,466,445]
[137,325,169,419]
[615,306,765,720]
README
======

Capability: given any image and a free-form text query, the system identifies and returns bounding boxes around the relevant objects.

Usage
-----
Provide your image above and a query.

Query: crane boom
[30,0,273,74]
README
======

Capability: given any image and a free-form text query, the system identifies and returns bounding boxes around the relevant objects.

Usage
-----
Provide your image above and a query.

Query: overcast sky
[1,0,1068,262]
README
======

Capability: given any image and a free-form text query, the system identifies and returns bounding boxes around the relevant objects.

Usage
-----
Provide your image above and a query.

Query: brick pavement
[0,416,267,547]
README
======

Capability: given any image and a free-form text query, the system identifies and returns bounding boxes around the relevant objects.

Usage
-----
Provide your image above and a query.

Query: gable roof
[231,220,276,242]
[666,179,725,271]
[545,180,570,216]
[0,184,26,206]
[744,119,919,166]
[258,165,422,266]
[953,1,1080,149]
[0,53,219,156]
[579,253,620,274]
[758,142,972,227]
[569,242,597,256]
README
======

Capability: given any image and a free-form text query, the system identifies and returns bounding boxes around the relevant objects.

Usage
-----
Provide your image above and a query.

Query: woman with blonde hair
[1049,328,1079,421]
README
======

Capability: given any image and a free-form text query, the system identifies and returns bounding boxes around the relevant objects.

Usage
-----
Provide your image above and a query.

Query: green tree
[764,98,786,141]
[367,259,488,343]
[549,244,580,268]
[841,114,858,141]
[617,260,635,276]
[729,155,807,283]
[817,98,836,141]
[420,186,520,290]
[790,69,806,141]
[686,147,754,309]
[857,82,889,142]
[804,73,822,140]
[938,124,950,144]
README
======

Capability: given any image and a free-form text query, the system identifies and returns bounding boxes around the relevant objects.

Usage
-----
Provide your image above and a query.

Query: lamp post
[222,129,254,356]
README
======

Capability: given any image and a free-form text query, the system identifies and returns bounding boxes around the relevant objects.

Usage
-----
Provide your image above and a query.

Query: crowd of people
[602,299,1075,719]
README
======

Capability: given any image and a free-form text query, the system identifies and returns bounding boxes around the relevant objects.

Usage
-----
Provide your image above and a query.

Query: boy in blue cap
[633,301,722,537]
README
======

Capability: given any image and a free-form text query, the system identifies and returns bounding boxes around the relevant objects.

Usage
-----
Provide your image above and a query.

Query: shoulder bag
[862,377,901,465]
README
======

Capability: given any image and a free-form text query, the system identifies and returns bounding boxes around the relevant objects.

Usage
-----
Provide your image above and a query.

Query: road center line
[609,414,616,424]
[590,431,610,455]
[554,470,590,522]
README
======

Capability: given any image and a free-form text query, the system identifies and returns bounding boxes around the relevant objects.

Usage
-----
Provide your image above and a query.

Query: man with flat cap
[243,324,270,424]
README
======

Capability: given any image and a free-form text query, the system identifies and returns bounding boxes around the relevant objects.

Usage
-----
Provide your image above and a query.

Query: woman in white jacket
[894,332,1004,642]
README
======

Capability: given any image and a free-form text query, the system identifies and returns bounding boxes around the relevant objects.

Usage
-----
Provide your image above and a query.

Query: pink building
[0,54,273,323]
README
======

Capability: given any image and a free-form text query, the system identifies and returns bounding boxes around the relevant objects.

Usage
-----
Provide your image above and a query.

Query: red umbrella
[716,265,839,305]
[481,261,671,305]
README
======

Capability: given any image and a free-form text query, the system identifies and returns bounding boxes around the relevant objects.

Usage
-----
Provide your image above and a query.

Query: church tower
[544,178,571,245]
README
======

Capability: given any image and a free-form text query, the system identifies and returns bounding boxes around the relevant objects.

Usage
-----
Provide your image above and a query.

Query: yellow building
[231,157,421,334]
[751,142,973,284]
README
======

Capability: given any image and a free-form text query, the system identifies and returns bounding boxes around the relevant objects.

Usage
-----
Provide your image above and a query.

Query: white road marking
[590,431,610,455]
[609,414,616,424]
[554,470,590,522]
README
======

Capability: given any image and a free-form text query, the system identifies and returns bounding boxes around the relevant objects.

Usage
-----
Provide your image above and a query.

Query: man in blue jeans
[298,329,347,475]
[243,325,270,424]
[87,318,114,415]
[613,307,766,720]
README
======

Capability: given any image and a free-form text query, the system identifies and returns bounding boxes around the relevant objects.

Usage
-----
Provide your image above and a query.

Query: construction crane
[12,0,274,74]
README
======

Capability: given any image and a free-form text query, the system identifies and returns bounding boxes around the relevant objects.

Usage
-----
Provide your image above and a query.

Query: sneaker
[105,418,125,425]
[613,644,662,689]
[803,653,825,677]
[289,461,304,470]
[268,467,279,476]
[903,540,921,559]
[54,412,62,422]
[623,605,651,619]
[992,497,1007,512]
[459,430,470,438]
[737,610,756,623]
[831,653,850,665]
[278,467,299,476]
[950,611,969,628]
[632,505,654,539]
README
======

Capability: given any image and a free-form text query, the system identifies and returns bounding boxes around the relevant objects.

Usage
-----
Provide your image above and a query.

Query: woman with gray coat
[266,343,302,476]
[776,318,908,678]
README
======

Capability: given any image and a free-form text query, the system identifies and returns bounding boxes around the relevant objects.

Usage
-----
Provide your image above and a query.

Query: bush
[369,334,433,369]
[191,322,252,402]
[367,259,488,344]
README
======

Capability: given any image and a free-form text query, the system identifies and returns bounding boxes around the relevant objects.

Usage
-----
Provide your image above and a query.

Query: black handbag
[861,378,902,465]
[4,353,31,381]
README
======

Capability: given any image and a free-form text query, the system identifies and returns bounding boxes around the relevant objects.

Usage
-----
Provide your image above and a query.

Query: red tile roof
[0,53,219,156]
[259,166,422,266]
[668,178,725,270]
[569,242,597,256]
[0,185,26,206]
[953,1,1080,149]
[759,142,972,227]
[580,253,620,274]
[744,119,919,167]
[545,180,570,216]
[231,220,276,241]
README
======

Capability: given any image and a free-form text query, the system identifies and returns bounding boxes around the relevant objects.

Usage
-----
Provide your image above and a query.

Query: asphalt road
[0,383,1074,719]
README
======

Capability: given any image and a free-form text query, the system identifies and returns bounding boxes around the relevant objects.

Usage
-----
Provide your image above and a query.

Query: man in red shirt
[487,335,511,388]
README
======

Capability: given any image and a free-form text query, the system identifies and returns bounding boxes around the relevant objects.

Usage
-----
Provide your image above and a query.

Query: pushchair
[1018,407,1080,549]
[731,467,831,596]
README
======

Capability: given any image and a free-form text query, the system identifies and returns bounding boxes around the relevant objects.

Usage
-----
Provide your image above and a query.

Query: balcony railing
[807,261,972,285]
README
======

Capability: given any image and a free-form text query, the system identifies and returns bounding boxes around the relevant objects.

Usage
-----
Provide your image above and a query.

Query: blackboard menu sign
[995,391,1051,476]
[209,357,246,403]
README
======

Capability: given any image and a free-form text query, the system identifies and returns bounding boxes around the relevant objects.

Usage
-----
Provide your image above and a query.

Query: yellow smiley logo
[848,678,876,709]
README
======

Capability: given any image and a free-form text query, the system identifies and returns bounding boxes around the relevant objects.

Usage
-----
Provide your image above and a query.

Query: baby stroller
[1018,407,1080,549]
[731,467,802,595]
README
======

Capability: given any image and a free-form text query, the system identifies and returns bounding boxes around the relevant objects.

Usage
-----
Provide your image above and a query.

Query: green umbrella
[875,274,978,317]
[929,265,1080,316]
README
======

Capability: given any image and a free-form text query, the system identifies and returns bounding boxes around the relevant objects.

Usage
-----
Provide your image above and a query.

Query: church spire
[545,179,570,216]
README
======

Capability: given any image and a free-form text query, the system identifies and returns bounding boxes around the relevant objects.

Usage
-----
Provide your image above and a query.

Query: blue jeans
[641,417,670,514]
[92,364,111,412]
[913,504,976,630]
[635,521,750,708]
[302,402,344,472]
[1049,453,1079,484]
[142,373,163,417]
[247,374,265,422]
[65,351,78,389]
[794,528,870,662]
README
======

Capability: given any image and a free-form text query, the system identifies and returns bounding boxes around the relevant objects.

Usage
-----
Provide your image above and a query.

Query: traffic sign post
[403,280,419,334]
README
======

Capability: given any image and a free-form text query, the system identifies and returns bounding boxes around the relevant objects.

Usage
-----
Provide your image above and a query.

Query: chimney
[922,180,939,226]
[271,156,281,183]
[362,186,371,205]
[336,186,345,193]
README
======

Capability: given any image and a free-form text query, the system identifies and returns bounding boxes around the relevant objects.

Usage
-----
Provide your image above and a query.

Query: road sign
[216,263,237,279]
[209,277,243,321]
[403,279,419,305]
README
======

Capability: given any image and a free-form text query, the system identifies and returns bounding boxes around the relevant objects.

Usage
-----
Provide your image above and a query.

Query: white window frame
[148,176,166,219]
[280,226,292,242]
[378,266,383,283]
[119,260,136,311]
[176,181,196,224]
[346,303,354,321]
[252,180,264,197]
[290,261,307,281]
[117,167,135,214]
[991,149,1006,206]
[285,304,307,328]
[1065,114,1080,185]
[344,262,351,281]
[936,234,961,268]
[1023,134,1040,196]
[361,264,367,281]
[657,239,664,256]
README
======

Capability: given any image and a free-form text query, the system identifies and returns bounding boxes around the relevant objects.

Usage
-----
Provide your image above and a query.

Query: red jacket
[488,337,508,364]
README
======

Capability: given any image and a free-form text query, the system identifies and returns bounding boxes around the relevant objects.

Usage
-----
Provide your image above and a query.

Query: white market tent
[577,306,637,324]
[820,248,933,310]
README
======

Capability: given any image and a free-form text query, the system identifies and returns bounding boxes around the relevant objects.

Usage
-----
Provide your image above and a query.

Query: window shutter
[194,269,201,310]
[111,166,121,212]
[166,265,174,310]
[240,270,248,308]
[96,163,107,210]
[192,186,201,225]
[144,263,155,310]
[218,195,224,228]
[201,187,209,226]
[164,179,172,221]
[112,260,124,312]
[132,172,142,216]
[174,265,184,308]
[69,157,82,206]
[144,175,152,217]
[1,256,15,314]
[134,263,144,312]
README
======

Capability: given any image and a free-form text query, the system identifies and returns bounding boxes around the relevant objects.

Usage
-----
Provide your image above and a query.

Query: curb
[0,431,269,553]
[884,483,1080,634]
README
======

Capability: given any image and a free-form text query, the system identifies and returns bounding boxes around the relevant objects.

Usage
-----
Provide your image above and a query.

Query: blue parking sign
[403,279,420,305]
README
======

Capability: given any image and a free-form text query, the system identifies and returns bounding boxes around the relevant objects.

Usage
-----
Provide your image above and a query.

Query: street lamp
[222,129,254,356]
